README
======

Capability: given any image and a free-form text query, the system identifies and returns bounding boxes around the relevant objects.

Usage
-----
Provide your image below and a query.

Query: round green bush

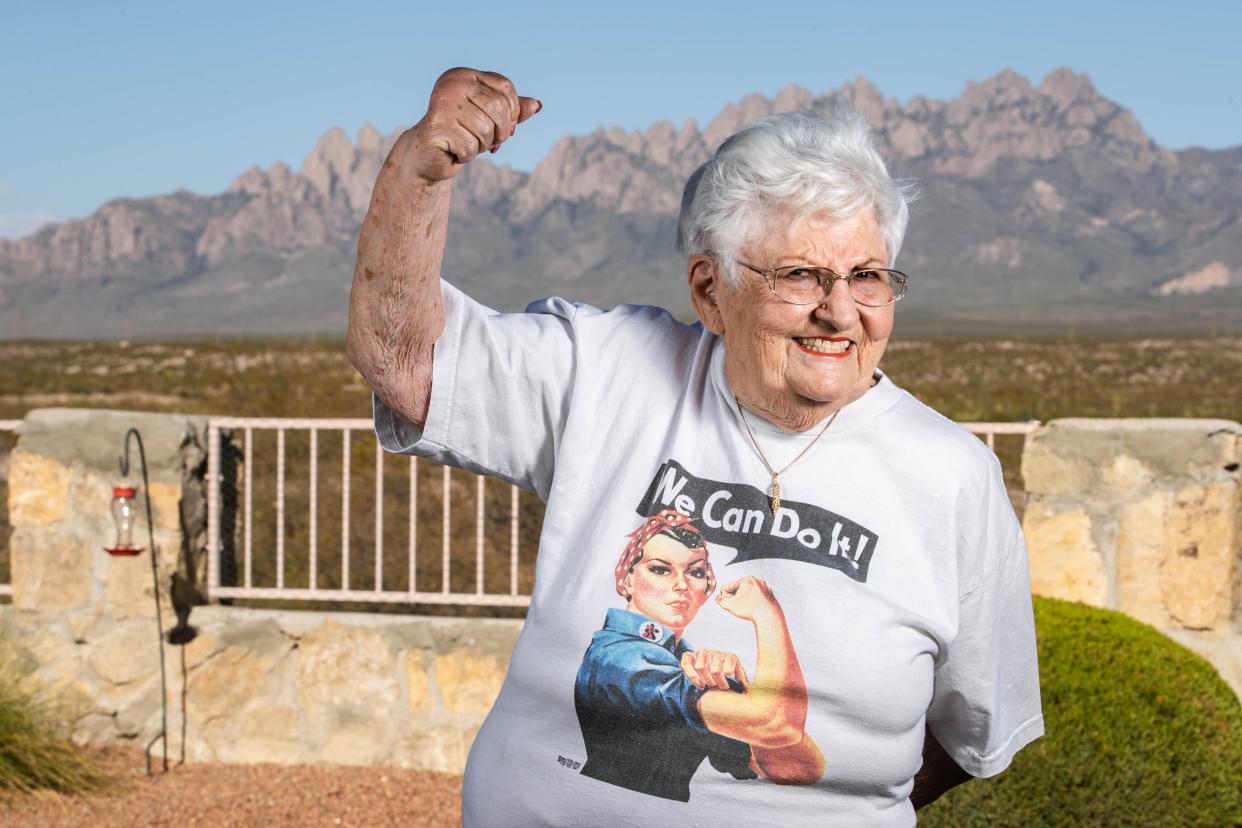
[920,597,1242,826]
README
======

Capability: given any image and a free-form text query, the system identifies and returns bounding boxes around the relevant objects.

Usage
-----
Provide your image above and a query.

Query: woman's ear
[621,571,634,602]
[687,255,725,335]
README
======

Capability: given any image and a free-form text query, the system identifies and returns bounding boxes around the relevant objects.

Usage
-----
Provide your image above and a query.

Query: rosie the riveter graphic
[573,509,825,802]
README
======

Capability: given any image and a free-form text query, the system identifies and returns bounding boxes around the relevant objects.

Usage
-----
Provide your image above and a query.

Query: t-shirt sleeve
[607,647,757,780]
[597,644,713,732]
[596,645,741,731]
[371,280,578,500]
[926,532,1045,778]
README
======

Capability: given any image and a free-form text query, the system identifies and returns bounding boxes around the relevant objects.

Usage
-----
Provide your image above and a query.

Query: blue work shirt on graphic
[573,608,757,802]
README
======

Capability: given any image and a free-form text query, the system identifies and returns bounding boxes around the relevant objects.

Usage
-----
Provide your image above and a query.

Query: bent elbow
[747,720,804,750]
[752,733,826,785]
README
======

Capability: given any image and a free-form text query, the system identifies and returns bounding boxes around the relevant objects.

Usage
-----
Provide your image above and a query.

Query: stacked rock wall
[1,408,518,771]
[1,603,517,770]
[4,409,201,746]
[1022,418,1242,696]
[4,409,1239,774]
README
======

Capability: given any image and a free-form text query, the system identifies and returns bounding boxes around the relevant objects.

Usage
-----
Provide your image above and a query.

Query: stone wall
[5,409,1240,774]
[1022,418,1242,697]
[0,603,518,771]
[1,407,518,771]
[8,409,190,620]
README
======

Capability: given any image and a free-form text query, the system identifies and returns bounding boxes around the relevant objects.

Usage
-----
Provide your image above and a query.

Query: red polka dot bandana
[614,509,714,598]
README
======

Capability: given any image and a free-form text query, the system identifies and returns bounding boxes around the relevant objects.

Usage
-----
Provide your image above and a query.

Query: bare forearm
[346,130,451,427]
[700,607,808,747]
[345,68,540,428]
[911,725,972,810]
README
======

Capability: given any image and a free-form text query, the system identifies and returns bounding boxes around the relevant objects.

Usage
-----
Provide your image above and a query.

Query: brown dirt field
[0,746,463,827]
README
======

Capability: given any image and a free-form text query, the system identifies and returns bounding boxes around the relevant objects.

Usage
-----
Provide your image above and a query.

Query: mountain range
[2,67,1239,339]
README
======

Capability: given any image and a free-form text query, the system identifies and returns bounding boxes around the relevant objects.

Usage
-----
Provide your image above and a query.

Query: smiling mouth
[793,336,852,358]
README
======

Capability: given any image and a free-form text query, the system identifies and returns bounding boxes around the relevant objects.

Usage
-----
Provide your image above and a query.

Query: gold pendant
[770,475,781,513]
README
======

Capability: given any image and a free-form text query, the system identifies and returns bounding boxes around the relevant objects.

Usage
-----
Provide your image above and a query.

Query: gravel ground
[1,746,463,827]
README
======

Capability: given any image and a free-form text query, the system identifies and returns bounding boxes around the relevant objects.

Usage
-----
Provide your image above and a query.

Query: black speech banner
[635,458,879,583]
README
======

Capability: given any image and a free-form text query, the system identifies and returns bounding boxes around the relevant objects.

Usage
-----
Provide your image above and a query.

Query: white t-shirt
[373,281,1044,827]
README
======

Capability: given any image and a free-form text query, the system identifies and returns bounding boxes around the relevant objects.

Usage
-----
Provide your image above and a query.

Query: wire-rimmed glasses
[736,260,909,307]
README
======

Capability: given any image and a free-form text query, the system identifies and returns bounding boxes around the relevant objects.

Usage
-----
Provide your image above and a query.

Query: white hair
[676,109,917,287]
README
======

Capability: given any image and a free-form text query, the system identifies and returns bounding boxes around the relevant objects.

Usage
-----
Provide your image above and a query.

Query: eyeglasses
[735,260,909,307]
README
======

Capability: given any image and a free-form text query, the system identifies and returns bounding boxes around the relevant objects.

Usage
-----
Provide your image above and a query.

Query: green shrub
[920,597,1242,826]
[0,630,111,796]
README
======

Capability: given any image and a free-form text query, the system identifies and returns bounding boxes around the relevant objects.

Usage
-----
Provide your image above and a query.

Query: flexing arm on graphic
[689,576,825,784]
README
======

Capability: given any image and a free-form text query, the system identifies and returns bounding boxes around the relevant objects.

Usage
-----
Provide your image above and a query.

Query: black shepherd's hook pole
[119,427,169,775]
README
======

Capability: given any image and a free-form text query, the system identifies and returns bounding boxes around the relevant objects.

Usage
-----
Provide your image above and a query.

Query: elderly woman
[348,68,1043,826]
[575,509,824,802]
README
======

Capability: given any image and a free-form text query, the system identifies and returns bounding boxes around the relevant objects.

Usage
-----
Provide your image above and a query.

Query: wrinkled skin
[688,208,894,433]
[346,67,541,430]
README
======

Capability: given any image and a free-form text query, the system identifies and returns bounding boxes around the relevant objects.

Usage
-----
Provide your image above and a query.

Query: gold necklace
[734,396,839,513]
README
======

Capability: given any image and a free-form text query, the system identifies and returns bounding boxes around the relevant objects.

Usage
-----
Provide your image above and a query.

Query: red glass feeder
[104,485,144,556]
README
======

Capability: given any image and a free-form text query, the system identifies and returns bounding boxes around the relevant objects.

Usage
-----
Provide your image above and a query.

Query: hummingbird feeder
[104,485,144,556]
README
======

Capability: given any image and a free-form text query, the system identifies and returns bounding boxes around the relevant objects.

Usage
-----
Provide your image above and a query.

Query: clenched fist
[399,67,542,184]
[715,576,783,622]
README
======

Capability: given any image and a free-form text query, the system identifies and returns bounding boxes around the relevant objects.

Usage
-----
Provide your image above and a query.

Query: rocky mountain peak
[357,122,384,153]
[884,66,1171,175]
[945,69,1033,124]
[772,83,814,113]
[703,92,781,150]
[3,68,1236,339]
[229,166,267,197]
[300,127,355,202]
[833,76,891,124]
[1038,67,1099,108]
[227,161,296,196]
[283,124,401,215]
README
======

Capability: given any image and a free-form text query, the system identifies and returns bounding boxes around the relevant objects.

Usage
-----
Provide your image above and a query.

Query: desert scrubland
[3,336,1238,423]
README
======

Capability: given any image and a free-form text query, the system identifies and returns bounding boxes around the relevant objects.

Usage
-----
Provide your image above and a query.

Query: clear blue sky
[2,0,1239,238]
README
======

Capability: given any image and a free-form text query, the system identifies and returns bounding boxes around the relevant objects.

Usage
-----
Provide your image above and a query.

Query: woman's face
[693,208,894,432]
[624,533,712,635]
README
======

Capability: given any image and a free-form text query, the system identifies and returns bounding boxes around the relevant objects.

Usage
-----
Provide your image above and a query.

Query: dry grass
[882,337,1242,421]
[0,627,112,797]
[3,336,1239,423]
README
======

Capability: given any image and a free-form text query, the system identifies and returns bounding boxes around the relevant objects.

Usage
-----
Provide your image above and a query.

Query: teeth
[795,337,850,354]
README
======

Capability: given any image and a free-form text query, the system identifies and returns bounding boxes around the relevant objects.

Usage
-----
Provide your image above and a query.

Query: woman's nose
[813,277,861,329]
[672,573,689,592]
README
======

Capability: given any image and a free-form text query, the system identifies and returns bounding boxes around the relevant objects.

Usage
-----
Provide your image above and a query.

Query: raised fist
[715,576,782,622]
[399,67,541,184]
